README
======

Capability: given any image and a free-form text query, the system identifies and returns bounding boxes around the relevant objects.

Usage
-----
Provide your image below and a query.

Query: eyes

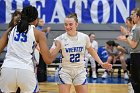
[64,23,73,27]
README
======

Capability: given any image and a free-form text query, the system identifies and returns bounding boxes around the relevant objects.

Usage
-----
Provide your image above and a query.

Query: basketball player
[50,13,112,93]
[85,33,98,79]
[0,6,56,93]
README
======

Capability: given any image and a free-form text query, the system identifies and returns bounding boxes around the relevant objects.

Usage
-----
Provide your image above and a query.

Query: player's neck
[67,31,78,37]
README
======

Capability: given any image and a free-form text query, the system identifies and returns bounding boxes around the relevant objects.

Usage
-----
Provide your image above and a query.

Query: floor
[47,75,129,84]
[38,68,129,93]
[38,75,129,93]
[39,71,128,93]
[46,68,129,84]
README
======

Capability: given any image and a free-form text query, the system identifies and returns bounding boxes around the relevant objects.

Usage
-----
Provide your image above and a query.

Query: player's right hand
[101,62,112,71]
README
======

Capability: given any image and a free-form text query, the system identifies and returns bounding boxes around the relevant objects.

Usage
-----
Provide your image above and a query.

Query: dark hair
[8,10,21,28]
[106,40,118,47]
[126,17,132,22]
[88,33,95,37]
[66,13,78,23]
[17,5,38,33]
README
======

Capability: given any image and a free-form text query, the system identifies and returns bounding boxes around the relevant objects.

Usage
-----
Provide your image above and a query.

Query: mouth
[66,29,72,32]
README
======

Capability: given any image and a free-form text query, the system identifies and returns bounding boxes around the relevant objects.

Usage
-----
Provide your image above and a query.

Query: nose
[66,25,70,28]
[65,25,71,30]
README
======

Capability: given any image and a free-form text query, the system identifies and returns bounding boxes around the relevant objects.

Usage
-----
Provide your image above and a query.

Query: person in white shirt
[50,13,112,93]
[0,5,56,93]
[85,33,98,79]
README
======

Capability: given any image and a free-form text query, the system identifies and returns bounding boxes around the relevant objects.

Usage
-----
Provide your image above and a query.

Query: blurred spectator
[101,40,129,79]
[36,18,51,82]
[85,33,98,79]
[37,18,51,38]
[8,10,21,29]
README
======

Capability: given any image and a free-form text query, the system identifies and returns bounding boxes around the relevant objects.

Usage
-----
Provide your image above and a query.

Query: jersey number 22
[70,53,80,62]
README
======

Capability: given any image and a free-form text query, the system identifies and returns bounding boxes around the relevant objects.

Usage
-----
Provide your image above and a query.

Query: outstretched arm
[0,29,10,53]
[87,46,112,70]
[34,28,56,64]
[50,40,61,58]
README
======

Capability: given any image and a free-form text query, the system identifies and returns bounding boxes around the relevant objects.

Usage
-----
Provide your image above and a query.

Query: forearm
[126,38,137,49]
[50,48,60,60]
[42,29,47,33]
[88,47,103,65]
[49,40,61,62]
[0,31,9,53]
[93,53,103,65]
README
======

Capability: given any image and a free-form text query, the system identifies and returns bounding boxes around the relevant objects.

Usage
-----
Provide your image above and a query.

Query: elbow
[129,42,137,49]
[41,54,53,64]
[46,61,52,65]
[44,59,52,65]
[131,46,135,49]
[41,56,52,65]
[131,45,137,49]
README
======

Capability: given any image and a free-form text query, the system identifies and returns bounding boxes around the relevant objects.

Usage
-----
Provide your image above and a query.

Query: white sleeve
[51,36,61,49]
[51,42,56,49]
[94,41,98,51]
[85,35,91,49]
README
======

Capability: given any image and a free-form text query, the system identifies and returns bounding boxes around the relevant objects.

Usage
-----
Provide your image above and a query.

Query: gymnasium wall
[0,0,140,49]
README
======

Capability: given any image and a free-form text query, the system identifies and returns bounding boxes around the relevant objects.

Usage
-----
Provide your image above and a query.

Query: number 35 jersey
[2,25,37,72]
[55,32,91,68]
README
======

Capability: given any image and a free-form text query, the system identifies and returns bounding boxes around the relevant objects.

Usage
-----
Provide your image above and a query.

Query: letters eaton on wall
[0,0,135,24]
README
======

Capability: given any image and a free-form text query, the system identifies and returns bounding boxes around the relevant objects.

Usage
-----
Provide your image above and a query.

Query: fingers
[104,63,112,71]
[120,26,127,35]
[117,35,126,41]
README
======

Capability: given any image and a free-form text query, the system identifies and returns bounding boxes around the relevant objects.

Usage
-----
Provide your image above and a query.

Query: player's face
[133,13,139,24]
[64,18,78,36]
[105,43,112,50]
[38,19,45,26]
[130,10,136,24]
[89,34,95,42]
[13,14,21,25]
[125,19,132,28]
[131,11,135,19]
[134,13,140,24]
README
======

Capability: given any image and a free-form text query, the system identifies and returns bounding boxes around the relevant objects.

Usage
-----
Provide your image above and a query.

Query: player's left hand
[117,35,127,42]
[120,26,129,35]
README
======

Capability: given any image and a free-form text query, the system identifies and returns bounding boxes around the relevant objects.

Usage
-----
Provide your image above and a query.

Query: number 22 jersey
[55,32,91,68]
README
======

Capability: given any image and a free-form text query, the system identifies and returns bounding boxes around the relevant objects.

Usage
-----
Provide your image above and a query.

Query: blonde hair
[132,8,140,13]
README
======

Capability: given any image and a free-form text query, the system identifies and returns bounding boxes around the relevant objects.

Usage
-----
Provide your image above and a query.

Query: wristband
[125,35,129,38]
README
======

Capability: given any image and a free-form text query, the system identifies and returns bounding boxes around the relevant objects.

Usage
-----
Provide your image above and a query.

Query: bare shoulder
[34,28,46,43]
